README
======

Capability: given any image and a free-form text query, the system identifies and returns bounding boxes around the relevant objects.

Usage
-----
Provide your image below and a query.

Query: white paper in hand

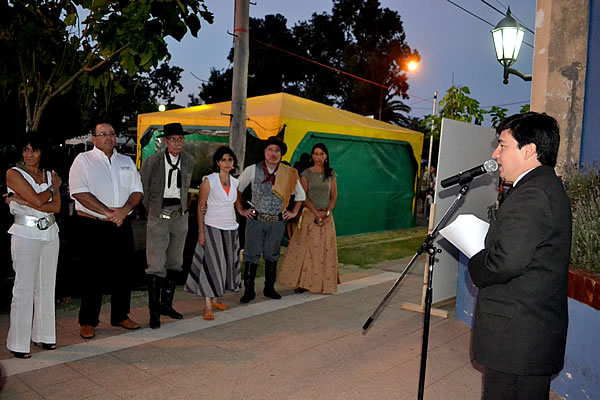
[439,214,490,258]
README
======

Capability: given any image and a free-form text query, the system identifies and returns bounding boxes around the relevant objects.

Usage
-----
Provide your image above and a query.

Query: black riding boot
[263,260,282,299]
[147,275,161,329]
[240,262,257,304]
[160,271,183,319]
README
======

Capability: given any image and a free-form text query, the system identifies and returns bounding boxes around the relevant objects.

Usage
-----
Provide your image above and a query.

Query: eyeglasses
[166,137,185,143]
[93,132,117,138]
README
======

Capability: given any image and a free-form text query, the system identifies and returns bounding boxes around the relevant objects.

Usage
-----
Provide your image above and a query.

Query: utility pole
[230,0,250,169]
[426,91,438,176]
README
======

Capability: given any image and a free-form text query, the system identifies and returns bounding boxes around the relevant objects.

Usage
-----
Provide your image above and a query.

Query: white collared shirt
[163,152,181,199]
[512,166,537,187]
[69,147,143,219]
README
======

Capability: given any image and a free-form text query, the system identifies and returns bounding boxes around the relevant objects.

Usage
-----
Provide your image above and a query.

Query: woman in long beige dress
[277,143,339,294]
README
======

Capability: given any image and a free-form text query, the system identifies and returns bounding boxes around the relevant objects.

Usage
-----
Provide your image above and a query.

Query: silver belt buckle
[159,211,172,220]
[36,217,50,230]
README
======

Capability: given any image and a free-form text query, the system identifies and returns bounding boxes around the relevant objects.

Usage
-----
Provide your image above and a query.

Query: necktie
[261,161,278,184]
[165,150,181,189]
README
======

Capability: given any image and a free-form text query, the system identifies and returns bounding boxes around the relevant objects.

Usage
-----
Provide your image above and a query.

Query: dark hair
[16,132,50,169]
[310,143,333,180]
[212,146,238,174]
[496,112,560,167]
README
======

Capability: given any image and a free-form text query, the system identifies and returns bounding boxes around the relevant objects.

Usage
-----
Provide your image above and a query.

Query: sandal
[11,351,31,359]
[203,310,215,321]
[211,302,228,311]
[34,342,57,350]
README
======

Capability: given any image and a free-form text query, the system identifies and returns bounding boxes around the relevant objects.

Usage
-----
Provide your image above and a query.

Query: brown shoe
[113,318,141,330]
[80,325,95,339]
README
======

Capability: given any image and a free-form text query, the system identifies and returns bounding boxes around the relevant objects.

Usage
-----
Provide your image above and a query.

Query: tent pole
[426,91,438,175]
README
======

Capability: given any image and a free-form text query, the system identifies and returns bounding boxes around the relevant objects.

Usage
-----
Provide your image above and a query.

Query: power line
[446,0,533,48]
[480,0,535,34]
[482,100,529,107]
[249,37,435,104]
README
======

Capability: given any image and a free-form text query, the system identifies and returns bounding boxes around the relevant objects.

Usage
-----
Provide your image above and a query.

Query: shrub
[563,163,600,272]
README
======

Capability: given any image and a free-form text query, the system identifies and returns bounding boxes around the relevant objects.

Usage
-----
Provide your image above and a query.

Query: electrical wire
[249,37,435,104]
[446,0,533,48]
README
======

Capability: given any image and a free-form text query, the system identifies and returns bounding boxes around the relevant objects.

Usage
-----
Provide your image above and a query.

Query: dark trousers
[76,216,134,327]
[483,368,551,400]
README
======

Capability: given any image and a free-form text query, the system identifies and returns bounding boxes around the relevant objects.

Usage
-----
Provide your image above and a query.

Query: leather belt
[256,212,283,222]
[77,211,110,221]
[162,198,181,207]
[13,214,56,231]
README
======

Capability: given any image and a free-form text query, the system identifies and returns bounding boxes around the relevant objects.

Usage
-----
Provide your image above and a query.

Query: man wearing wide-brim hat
[235,135,306,303]
[140,123,194,328]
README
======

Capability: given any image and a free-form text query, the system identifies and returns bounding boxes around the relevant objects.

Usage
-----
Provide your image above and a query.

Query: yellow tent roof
[137,92,423,163]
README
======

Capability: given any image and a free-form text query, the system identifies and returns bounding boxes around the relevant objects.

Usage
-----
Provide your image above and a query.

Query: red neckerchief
[261,161,278,184]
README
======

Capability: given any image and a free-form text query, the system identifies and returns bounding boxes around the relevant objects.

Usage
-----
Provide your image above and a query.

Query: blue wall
[552,299,600,400]
[581,0,600,166]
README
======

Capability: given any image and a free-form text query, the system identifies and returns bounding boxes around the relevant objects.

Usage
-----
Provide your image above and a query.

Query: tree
[192,0,419,126]
[86,63,184,134]
[0,0,213,133]
[488,106,509,129]
[421,85,486,139]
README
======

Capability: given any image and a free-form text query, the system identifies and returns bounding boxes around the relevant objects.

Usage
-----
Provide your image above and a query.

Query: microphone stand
[362,183,471,400]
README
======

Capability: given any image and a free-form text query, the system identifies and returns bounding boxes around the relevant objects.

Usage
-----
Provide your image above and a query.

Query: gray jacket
[140,151,194,217]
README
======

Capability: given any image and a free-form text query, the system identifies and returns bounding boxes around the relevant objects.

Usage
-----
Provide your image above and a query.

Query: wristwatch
[47,186,57,196]
[326,210,330,217]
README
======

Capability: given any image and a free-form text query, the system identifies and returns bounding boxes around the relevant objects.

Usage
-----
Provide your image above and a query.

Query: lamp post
[491,7,532,84]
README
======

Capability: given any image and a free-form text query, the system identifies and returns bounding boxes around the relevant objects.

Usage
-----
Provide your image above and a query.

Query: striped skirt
[184,225,241,298]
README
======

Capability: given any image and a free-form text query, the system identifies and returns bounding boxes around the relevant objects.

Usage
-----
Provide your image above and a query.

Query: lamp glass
[492,26,525,67]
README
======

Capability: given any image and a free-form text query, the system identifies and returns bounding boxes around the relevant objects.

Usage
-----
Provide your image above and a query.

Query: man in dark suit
[468,112,572,400]
[140,123,194,329]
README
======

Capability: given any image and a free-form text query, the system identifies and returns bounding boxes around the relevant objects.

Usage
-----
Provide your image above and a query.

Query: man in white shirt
[140,123,194,329]
[235,136,305,303]
[69,122,143,339]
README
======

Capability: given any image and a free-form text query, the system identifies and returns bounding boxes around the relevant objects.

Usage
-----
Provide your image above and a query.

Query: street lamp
[491,7,532,84]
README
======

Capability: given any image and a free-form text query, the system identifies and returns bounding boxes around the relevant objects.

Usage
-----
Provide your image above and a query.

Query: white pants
[7,235,59,353]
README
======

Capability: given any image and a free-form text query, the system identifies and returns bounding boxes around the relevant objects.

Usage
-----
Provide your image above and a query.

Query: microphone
[440,159,498,188]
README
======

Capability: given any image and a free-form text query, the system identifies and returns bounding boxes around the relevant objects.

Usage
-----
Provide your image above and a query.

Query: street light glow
[158,104,167,112]
[407,60,418,71]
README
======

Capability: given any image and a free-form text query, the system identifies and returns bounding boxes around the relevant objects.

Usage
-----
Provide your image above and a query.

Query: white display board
[430,119,499,304]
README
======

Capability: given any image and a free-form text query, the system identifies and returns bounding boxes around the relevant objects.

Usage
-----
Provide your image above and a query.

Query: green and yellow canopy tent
[137,93,423,236]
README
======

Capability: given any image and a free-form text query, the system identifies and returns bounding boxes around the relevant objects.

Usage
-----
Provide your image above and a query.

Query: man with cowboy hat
[236,135,305,303]
[140,122,194,328]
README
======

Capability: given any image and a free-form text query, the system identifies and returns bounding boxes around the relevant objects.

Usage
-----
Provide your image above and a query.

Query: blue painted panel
[455,252,478,328]
[552,298,600,400]
[581,0,600,166]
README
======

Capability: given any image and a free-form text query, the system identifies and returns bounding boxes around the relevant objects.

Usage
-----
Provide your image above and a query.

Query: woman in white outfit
[6,133,61,358]
[184,146,241,321]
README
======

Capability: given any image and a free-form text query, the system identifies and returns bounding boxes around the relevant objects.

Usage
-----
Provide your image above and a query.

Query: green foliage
[562,164,600,272]
[1,0,213,132]
[420,85,485,139]
[520,104,530,113]
[194,0,419,127]
[488,106,509,129]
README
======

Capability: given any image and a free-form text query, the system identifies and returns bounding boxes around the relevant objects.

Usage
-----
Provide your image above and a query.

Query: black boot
[240,262,257,304]
[148,275,161,329]
[263,260,282,300]
[160,271,183,319]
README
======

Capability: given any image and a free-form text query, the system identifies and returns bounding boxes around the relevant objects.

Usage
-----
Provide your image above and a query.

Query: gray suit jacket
[468,165,572,376]
[140,151,194,218]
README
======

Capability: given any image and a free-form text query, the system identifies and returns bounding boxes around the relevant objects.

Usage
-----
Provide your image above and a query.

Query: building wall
[531,0,590,171]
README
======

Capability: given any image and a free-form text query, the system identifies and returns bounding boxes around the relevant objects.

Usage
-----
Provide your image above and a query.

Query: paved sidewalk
[0,258,563,400]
